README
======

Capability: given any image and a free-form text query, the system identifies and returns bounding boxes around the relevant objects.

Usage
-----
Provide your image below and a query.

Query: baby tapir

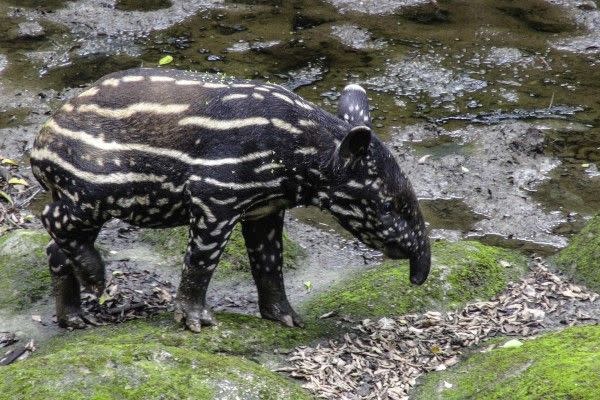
[30,68,430,332]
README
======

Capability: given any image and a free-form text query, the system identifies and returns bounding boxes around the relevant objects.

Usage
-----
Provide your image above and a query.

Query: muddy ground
[0,0,600,397]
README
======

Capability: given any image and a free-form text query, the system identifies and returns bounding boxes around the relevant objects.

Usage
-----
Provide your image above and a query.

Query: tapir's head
[324,84,431,285]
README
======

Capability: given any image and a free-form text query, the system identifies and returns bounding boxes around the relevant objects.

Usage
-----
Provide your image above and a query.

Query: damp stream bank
[1,0,600,398]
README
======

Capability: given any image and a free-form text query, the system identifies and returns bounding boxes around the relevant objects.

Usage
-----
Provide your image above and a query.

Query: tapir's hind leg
[41,199,105,328]
[241,211,303,328]
[46,241,86,328]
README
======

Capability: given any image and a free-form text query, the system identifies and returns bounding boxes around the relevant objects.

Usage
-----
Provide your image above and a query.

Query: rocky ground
[1,0,600,399]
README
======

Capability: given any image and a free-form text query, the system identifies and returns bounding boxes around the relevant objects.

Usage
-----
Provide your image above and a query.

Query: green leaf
[0,190,13,204]
[98,293,111,305]
[158,55,173,65]
[1,158,18,166]
[8,177,28,186]
[304,280,313,292]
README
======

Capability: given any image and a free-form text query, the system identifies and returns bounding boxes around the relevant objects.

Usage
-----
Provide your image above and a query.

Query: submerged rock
[330,24,386,50]
[15,21,45,39]
[483,47,535,67]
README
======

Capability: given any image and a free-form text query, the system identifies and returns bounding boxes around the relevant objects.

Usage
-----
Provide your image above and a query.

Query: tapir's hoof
[174,302,216,333]
[57,312,88,330]
[260,301,304,328]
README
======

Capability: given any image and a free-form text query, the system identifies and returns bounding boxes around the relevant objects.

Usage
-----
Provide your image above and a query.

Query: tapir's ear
[339,125,372,160]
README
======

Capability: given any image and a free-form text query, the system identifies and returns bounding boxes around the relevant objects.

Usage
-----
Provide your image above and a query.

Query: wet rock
[281,62,327,90]
[226,40,280,53]
[496,0,577,33]
[216,22,247,35]
[21,0,222,57]
[391,122,566,249]
[16,21,45,39]
[330,24,386,50]
[0,55,7,74]
[553,0,600,54]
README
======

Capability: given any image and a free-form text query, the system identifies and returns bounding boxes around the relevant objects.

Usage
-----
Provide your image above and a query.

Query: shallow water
[1,0,599,250]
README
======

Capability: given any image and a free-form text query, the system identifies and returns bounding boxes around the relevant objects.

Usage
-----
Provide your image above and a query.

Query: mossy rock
[0,326,311,399]
[141,225,305,275]
[0,229,51,312]
[303,240,527,320]
[413,325,600,399]
[37,313,325,358]
[554,214,600,292]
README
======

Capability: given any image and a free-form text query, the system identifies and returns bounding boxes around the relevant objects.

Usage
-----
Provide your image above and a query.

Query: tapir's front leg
[242,211,303,327]
[175,205,237,332]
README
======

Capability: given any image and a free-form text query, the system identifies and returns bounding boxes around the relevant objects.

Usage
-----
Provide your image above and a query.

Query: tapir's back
[34,68,319,160]
[30,68,336,226]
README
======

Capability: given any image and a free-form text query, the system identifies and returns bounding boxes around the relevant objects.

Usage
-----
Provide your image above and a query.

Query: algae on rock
[141,225,306,275]
[303,240,528,320]
[554,214,600,292]
[413,325,600,399]
[0,333,311,400]
[0,229,51,312]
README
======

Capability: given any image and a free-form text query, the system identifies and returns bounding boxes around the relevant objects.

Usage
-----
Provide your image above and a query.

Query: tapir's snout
[409,241,431,285]
[383,238,431,285]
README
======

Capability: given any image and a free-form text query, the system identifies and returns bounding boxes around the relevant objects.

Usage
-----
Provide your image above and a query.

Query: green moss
[554,214,600,291]
[141,225,305,275]
[0,312,318,399]
[414,325,600,400]
[0,339,310,399]
[303,241,527,320]
[0,229,51,312]
[37,313,325,358]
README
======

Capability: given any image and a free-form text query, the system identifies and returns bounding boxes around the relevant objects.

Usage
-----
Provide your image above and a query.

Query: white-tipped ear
[339,125,372,159]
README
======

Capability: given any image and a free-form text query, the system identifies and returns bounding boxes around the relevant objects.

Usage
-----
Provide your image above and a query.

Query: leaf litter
[282,259,599,399]
[79,262,176,326]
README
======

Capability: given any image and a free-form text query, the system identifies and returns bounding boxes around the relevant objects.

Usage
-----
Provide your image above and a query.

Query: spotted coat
[31,68,430,331]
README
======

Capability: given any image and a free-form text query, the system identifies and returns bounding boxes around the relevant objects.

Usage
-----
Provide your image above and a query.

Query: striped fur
[31,67,430,333]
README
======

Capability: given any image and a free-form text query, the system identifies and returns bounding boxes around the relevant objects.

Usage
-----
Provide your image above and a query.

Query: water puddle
[420,198,485,232]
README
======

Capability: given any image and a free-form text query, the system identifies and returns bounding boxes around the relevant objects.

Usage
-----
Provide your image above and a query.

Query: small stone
[501,339,523,348]
[17,22,45,39]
